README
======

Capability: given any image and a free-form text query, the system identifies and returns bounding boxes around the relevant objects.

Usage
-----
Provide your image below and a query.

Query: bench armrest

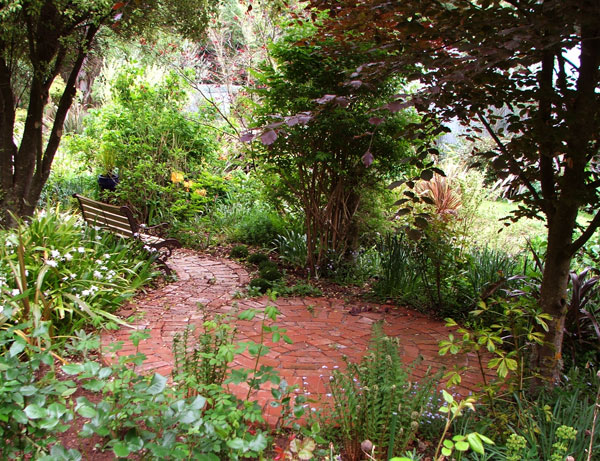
[141,222,169,237]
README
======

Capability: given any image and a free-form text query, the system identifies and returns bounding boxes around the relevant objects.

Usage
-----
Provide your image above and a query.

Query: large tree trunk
[0,16,99,227]
[531,208,578,385]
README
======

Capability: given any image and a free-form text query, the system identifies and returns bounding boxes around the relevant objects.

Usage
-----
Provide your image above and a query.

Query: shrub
[172,313,238,388]
[259,266,283,282]
[248,252,270,266]
[0,326,78,459]
[248,277,272,294]
[67,66,220,225]
[250,18,420,274]
[230,245,249,259]
[278,282,323,297]
[258,260,278,272]
[234,209,286,246]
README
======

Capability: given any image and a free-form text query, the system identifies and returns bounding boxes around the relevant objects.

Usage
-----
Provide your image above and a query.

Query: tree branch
[569,209,600,257]
[476,111,543,208]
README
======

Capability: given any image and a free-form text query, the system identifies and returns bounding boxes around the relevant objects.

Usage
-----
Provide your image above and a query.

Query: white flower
[51,249,60,259]
[45,259,58,268]
[25,270,29,276]
[70,273,76,279]
[100,266,107,271]
[11,289,20,296]
[103,253,110,259]
[81,289,91,297]
[95,235,102,240]
[95,260,103,265]
[93,271,102,279]
[64,253,73,261]
[78,247,85,253]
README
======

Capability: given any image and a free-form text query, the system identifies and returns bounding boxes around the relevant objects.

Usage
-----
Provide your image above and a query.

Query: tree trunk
[531,213,577,386]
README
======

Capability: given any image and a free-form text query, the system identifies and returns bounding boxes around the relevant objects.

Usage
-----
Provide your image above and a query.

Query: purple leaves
[260,130,278,145]
[315,95,349,107]
[368,117,385,126]
[240,132,255,143]
[362,150,374,167]
[386,99,410,113]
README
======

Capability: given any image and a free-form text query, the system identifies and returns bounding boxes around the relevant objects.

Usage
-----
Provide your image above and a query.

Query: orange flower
[171,171,184,184]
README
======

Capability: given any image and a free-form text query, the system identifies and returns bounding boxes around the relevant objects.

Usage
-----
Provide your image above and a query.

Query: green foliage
[0,208,157,337]
[274,229,308,268]
[440,294,551,407]
[68,66,220,225]
[375,230,519,319]
[249,18,419,273]
[434,391,494,459]
[483,371,600,461]
[230,245,249,259]
[233,208,287,246]
[277,282,323,298]
[248,277,272,294]
[69,332,269,460]
[172,313,238,388]
[464,246,520,304]
[259,267,283,282]
[247,252,270,266]
[0,326,77,459]
[325,323,442,459]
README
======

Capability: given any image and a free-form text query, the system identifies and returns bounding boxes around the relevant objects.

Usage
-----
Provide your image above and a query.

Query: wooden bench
[73,194,181,275]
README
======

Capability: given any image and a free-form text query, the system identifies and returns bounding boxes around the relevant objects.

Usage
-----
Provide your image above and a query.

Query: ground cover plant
[0,207,158,338]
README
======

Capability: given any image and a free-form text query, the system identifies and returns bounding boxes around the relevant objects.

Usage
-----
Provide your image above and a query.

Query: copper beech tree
[304,0,600,386]
[0,0,216,227]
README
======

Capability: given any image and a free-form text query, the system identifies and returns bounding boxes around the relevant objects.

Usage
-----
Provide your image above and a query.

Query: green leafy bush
[259,266,283,282]
[274,229,307,268]
[233,209,287,246]
[173,314,237,388]
[249,18,420,274]
[230,245,249,259]
[0,326,77,459]
[67,66,220,225]
[248,277,272,294]
[247,252,270,266]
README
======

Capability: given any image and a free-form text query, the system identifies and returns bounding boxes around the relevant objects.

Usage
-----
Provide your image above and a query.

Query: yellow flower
[171,171,184,184]
[224,173,232,181]
[195,188,207,197]
[183,180,194,190]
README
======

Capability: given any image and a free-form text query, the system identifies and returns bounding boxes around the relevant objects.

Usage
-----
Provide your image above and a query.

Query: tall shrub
[248,19,419,274]
[70,66,220,224]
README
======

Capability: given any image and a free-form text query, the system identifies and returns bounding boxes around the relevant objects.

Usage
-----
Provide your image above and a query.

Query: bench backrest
[73,194,139,238]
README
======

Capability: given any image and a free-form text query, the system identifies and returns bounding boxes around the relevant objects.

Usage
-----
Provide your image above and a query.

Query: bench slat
[82,208,133,233]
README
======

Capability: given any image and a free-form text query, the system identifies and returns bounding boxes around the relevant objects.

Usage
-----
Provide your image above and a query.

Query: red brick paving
[100,249,489,426]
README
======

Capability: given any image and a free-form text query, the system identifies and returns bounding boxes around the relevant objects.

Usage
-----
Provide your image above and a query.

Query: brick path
[101,249,487,425]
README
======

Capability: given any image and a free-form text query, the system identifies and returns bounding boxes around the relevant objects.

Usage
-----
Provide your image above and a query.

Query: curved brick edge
[100,249,490,426]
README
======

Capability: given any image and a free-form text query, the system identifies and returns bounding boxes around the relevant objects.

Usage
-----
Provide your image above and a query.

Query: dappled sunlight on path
[100,249,489,425]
